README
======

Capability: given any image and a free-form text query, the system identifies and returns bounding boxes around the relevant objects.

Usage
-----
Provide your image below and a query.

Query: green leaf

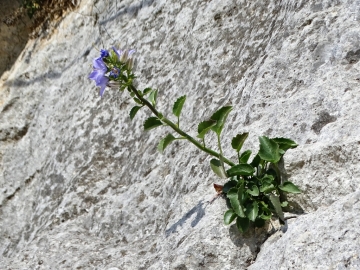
[260,183,276,194]
[279,181,302,194]
[238,185,248,204]
[158,134,176,153]
[272,137,298,153]
[246,201,259,222]
[142,87,152,95]
[250,154,261,168]
[197,120,216,139]
[224,210,237,225]
[259,202,272,220]
[236,217,250,233]
[210,106,233,135]
[223,180,237,193]
[239,150,252,163]
[144,117,162,130]
[129,106,142,120]
[227,187,245,217]
[226,164,255,177]
[246,185,259,196]
[210,159,227,179]
[269,194,284,223]
[133,97,142,104]
[260,175,276,193]
[259,210,272,220]
[173,95,186,118]
[231,133,249,152]
[148,89,158,107]
[261,174,275,182]
[264,168,279,184]
[258,136,281,163]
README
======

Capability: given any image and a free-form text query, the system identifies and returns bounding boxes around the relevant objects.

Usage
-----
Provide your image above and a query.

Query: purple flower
[89,57,109,97]
[109,67,121,78]
[100,49,109,58]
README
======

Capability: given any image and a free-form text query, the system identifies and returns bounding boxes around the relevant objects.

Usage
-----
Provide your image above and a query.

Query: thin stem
[217,133,226,174]
[128,84,235,166]
[237,151,240,163]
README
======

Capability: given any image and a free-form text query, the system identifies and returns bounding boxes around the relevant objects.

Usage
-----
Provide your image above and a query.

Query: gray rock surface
[0,0,359,269]
[249,190,360,270]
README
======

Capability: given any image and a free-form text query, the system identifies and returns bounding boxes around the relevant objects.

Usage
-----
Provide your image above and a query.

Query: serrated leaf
[279,181,302,194]
[210,106,233,135]
[236,217,250,232]
[158,134,176,153]
[129,106,142,120]
[246,201,259,222]
[272,137,298,153]
[197,120,216,139]
[258,136,281,163]
[227,187,245,217]
[246,185,259,196]
[231,133,249,152]
[144,117,162,130]
[210,159,227,178]
[224,209,237,225]
[239,150,252,163]
[173,95,186,118]
[226,164,255,177]
[148,89,158,106]
[269,194,284,223]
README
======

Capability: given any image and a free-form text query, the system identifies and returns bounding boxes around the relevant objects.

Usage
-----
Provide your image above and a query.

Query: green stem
[217,134,226,174]
[128,84,235,166]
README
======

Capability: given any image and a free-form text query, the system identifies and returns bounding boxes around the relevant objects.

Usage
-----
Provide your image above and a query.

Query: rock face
[249,190,360,270]
[0,0,359,269]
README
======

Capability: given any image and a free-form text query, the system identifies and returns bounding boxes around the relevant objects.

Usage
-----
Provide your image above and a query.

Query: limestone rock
[249,191,360,269]
[0,0,360,269]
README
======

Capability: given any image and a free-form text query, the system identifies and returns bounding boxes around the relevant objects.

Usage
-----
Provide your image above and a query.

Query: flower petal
[128,49,136,56]
[88,70,100,80]
[100,49,109,58]
[99,84,107,97]
[96,74,109,87]
[93,57,107,72]
[113,47,123,58]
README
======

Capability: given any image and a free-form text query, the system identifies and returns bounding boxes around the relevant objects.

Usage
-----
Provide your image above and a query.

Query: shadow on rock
[229,224,270,254]
[165,200,206,237]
